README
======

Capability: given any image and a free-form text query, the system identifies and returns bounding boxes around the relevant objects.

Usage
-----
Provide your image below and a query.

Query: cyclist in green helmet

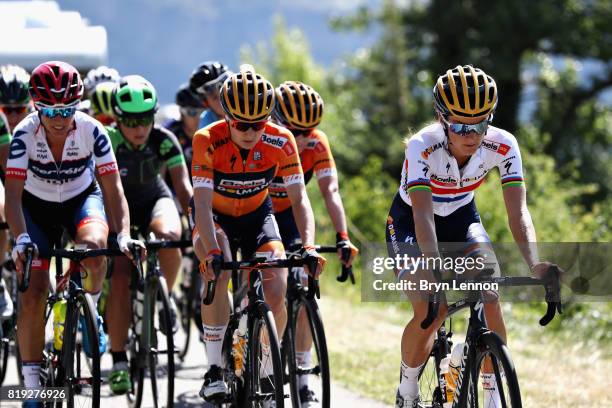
[105,75,193,394]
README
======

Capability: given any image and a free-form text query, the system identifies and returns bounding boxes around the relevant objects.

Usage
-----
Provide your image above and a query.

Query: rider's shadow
[175,390,215,408]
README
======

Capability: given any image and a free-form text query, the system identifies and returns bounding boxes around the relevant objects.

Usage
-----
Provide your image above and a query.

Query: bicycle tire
[248,302,285,408]
[148,277,175,408]
[463,331,521,408]
[0,323,8,385]
[417,338,447,408]
[176,277,195,361]
[60,292,101,408]
[285,296,330,408]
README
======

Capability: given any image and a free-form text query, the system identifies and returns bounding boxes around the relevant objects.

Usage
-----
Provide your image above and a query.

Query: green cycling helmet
[111,75,157,118]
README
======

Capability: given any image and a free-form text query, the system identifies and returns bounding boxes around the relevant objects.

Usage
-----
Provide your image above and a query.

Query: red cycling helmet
[29,61,83,107]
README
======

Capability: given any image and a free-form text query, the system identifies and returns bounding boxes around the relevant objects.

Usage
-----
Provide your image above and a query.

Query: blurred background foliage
[240,0,611,349]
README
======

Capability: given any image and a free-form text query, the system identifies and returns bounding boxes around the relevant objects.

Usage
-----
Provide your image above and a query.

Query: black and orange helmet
[274,81,324,130]
[220,69,275,123]
[433,65,497,119]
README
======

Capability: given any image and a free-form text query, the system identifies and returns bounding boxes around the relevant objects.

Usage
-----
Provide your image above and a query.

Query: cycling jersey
[107,125,185,207]
[198,109,219,129]
[0,111,10,146]
[400,123,524,216]
[6,111,118,202]
[191,121,303,217]
[164,118,193,173]
[269,128,336,213]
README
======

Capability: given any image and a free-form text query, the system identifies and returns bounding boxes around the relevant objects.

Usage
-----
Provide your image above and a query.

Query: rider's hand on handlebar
[200,249,223,281]
[336,232,359,267]
[530,261,562,281]
[11,233,39,275]
[117,232,146,261]
[300,245,326,279]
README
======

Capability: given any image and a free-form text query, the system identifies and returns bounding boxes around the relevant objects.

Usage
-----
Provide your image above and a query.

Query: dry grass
[319,295,611,407]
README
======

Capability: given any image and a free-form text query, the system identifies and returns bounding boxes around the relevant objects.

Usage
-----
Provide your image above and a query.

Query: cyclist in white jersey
[4,61,140,404]
[387,65,557,408]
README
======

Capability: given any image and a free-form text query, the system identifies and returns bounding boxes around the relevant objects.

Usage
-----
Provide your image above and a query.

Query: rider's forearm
[508,209,539,268]
[194,198,220,255]
[321,183,348,235]
[177,180,194,216]
[292,196,316,247]
[109,191,131,236]
[6,193,26,238]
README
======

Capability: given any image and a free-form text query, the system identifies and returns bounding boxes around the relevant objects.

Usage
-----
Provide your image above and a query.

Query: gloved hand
[117,232,146,260]
[200,249,223,281]
[336,232,359,267]
[299,245,326,278]
[11,233,38,273]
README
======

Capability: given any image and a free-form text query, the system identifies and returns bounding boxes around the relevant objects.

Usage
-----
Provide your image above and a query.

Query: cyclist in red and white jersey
[5,61,139,400]
[387,65,556,408]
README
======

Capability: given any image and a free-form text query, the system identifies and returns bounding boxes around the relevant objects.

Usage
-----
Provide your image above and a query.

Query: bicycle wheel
[417,338,447,408]
[175,275,195,361]
[248,302,285,408]
[59,292,101,408]
[127,330,145,408]
[464,331,521,408]
[285,297,330,408]
[148,277,176,408]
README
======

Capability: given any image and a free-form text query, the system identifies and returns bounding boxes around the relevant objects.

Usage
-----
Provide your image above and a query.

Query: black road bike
[203,252,319,408]
[125,238,191,408]
[416,266,562,408]
[281,244,354,408]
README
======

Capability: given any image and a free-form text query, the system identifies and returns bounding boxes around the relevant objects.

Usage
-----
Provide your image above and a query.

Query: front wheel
[463,331,522,408]
[285,296,330,408]
[248,303,285,408]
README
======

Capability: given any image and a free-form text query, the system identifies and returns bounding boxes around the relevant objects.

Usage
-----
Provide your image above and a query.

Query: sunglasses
[197,81,223,98]
[441,116,490,136]
[180,107,204,117]
[2,105,29,115]
[38,106,77,119]
[120,116,154,128]
[230,120,267,132]
[289,128,312,137]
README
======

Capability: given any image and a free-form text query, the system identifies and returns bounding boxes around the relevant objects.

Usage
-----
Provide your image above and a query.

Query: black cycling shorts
[274,207,301,248]
[189,196,282,260]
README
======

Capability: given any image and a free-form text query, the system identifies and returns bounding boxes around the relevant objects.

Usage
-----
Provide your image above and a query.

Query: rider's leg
[148,197,182,289]
[107,255,132,353]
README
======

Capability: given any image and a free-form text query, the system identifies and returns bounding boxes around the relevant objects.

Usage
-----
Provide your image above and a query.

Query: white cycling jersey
[399,123,524,216]
[6,111,118,202]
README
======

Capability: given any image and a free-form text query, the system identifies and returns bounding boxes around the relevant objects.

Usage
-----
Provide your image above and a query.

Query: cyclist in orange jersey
[190,69,326,402]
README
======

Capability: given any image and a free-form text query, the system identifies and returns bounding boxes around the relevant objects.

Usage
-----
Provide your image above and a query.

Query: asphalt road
[1,320,388,407]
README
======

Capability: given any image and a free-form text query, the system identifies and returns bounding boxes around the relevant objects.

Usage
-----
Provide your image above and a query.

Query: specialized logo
[229,154,237,170]
[503,161,512,174]
[421,142,444,159]
[481,140,510,156]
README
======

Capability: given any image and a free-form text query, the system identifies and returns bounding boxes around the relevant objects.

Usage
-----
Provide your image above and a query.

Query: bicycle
[416,266,562,408]
[281,244,354,408]
[23,244,127,408]
[0,221,16,385]
[174,248,203,361]
[125,237,191,408]
[202,251,319,408]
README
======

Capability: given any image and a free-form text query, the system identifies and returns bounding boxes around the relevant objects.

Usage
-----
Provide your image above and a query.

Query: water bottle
[443,342,464,407]
[52,299,67,351]
[133,287,144,336]
[232,313,248,377]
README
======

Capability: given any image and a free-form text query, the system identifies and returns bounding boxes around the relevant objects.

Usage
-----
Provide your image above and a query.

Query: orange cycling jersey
[269,129,336,213]
[191,121,303,217]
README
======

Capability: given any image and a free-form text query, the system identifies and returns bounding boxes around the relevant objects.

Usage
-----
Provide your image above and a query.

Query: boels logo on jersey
[481,140,510,156]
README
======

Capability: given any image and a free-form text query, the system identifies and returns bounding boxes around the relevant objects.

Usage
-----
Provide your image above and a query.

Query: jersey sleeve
[5,128,30,180]
[90,123,118,176]
[191,129,214,189]
[402,136,432,193]
[496,133,525,189]
[0,112,10,147]
[158,128,186,169]
[278,134,304,187]
[312,131,336,180]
